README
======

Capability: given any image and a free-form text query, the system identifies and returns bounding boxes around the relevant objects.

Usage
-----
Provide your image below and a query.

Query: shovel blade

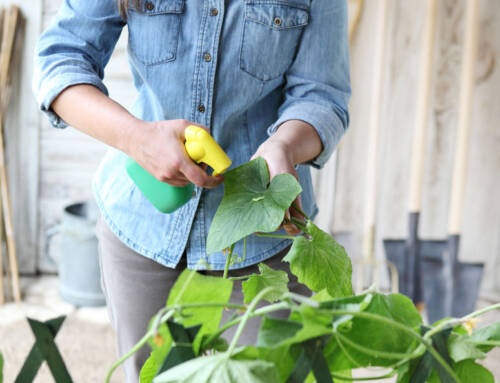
[383,239,446,298]
[422,257,484,323]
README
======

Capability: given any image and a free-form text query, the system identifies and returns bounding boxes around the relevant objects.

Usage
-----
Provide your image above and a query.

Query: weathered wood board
[333,0,500,295]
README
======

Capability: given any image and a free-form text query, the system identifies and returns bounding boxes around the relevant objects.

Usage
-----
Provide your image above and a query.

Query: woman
[33,0,350,381]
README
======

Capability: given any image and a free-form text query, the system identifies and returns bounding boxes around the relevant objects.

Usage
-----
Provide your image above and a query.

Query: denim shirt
[33,0,350,270]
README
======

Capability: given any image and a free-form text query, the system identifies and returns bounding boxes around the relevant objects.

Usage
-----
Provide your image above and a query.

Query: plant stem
[242,236,246,263]
[336,332,417,359]
[284,217,307,231]
[468,340,500,346]
[173,270,196,305]
[227,287,276,356]
[203,302,289,348]
[170,302,247,311]
[223,246,232,279]
[255,232,295,240]
[285,292,320,307]
[229,275,250,281]
[423,302,500,341]
[330,370,397,381]
[461,302,500,321]
[105,310,175,383]
[334,332,362,368]
[291,202,310,221]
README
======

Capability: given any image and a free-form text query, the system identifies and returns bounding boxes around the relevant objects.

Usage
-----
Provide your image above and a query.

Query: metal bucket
[49,201,105,306]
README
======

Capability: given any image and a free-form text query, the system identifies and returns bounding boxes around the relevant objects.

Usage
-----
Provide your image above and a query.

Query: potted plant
[106,159,500,383]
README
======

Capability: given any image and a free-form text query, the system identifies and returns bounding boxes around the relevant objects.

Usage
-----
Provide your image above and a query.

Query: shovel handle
[408,0,438,213]
[448,0,480,235]
[362,0,390,259]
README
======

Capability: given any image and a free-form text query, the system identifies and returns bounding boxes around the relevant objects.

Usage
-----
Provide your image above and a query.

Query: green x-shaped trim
[15,316,72,383]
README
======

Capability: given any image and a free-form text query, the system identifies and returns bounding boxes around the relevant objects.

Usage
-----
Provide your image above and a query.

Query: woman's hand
[251,138,304,236]
[128,119,224,188]
[251,119,323,235]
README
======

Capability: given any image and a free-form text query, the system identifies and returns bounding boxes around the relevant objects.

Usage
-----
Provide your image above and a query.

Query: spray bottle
[126,125,232,213]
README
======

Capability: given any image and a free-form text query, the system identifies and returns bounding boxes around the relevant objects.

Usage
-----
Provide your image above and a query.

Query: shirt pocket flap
[142,0,185,15]
[245,3,309,29]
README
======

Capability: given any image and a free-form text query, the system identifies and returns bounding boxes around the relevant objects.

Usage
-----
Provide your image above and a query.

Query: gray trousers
[96,216,310,383]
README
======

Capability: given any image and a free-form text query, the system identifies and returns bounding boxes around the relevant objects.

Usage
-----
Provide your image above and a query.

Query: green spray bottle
[126,125,232,213]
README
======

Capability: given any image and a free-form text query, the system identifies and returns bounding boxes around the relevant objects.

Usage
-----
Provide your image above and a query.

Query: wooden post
[0,5,22,303]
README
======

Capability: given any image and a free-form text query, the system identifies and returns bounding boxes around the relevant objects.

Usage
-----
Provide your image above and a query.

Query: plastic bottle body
[125,157,194,213]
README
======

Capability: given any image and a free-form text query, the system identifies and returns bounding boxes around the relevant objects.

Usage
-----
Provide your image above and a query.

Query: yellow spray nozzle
[184,126,232,175]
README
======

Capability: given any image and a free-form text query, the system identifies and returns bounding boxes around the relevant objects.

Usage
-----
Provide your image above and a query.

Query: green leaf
[242,263,289,304]
[155,322,200,375]
[256,317,303,348]
[207,158,302,254]
[454,359,494,383]
[200,334,229,353]
[469,322,500,352]
[233,345,298,383]
[153,354,280,383]
[449,322,500,363]
[287,337,333,383]
[285,306,333,347]
[328,293,422,368]
[319,294,374,331]
[146,315,173,375]
[0,351,3,383]
[167,270,233,354]
[284,220,352,298]
[140,355,159,383]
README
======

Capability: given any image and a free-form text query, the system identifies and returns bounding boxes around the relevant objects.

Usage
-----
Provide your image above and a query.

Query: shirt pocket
[127,0,185,66]
[240,1,309,81]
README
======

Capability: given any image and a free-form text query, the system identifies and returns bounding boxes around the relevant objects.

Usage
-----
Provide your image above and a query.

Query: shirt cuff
[267,101,345,169]
[36,71,109,129]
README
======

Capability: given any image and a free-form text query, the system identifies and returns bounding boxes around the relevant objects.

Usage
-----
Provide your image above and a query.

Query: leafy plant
[105,158,500,383]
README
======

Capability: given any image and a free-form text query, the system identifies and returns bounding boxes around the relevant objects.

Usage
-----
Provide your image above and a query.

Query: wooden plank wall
[35,0,499,298]
[334,0,500,295]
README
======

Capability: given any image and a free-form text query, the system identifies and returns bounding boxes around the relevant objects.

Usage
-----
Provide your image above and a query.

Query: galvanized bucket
[48,201,105,306]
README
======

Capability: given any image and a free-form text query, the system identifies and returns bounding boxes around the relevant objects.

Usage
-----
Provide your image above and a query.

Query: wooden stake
[0,7,4,305]
[0,5,22,303]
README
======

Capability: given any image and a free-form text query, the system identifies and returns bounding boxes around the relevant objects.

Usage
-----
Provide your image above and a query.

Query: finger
[180,159,224,188]
[164,179,191,187]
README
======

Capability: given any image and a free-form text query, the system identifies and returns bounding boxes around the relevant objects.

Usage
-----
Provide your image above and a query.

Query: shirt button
[204,53,212,62]
[198,104,206,113]
[274,17,282,26]
[145,2,154,11]
[210,8,219,16]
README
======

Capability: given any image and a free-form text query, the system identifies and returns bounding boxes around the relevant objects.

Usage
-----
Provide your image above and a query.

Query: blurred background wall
[6,0,499,299]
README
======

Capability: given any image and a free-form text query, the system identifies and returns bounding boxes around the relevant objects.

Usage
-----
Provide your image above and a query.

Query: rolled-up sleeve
[33,0,125,129]
[267,0,351,169]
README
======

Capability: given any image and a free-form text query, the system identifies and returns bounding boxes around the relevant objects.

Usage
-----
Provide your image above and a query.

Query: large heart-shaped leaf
[326,293,423,368]
[283,220,352,298]
[153,354,280,383]
[207,158,302,254]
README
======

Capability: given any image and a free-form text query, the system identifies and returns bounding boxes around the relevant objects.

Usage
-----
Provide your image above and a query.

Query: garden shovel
[383,0,439,309]
[421,0,484,323]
